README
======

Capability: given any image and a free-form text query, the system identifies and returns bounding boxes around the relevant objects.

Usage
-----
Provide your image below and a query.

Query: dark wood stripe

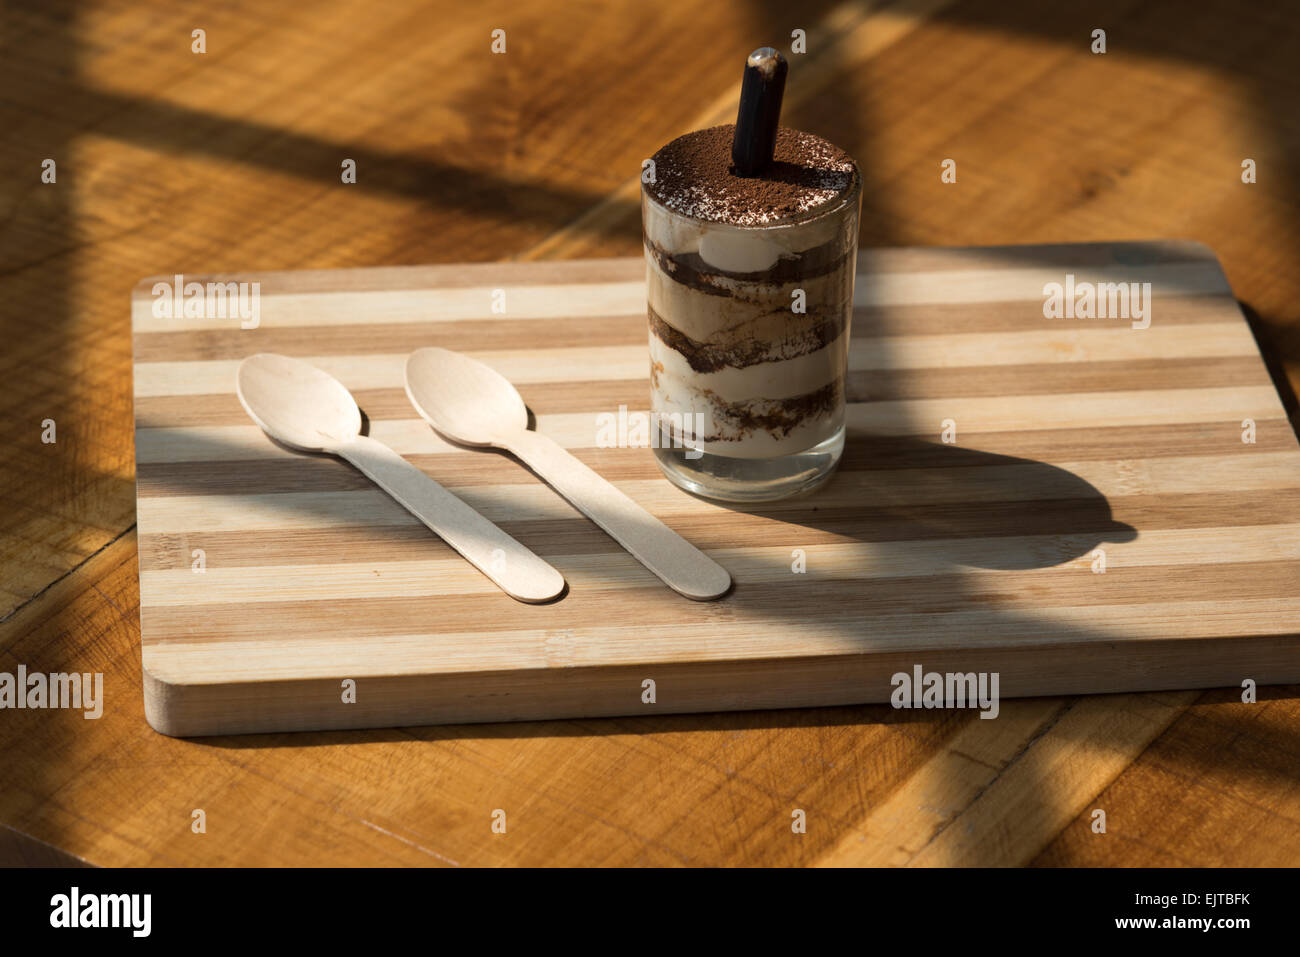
[133,356,1270,428]
[139,560,1300,643]
[134,421,1296,498]
[845,356,1265,401]
[137,488,1300,570]
[132,316,648,363]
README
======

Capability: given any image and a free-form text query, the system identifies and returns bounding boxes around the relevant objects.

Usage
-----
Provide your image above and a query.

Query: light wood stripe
[126,291,1242,361]
[141,596,1300,681]
[133,258,644,295]
[132,280,647,331]
[138,524,1300,606]
[129,294,1244,365]
[130,260,1228,332]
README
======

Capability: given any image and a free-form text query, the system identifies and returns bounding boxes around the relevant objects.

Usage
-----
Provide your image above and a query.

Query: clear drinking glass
[642,166,861,502]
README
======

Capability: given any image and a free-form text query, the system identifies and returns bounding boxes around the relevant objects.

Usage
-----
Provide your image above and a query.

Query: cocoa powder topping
[647,124,857,226]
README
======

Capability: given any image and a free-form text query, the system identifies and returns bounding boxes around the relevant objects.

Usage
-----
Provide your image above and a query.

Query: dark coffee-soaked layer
[706,379,842,441]
[644,236,853,290]
[660,379,843,446]
[648,304,848,373]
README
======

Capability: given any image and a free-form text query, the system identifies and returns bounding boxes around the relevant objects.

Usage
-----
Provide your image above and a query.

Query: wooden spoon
[236,353,565,603]
[404,347,732,601]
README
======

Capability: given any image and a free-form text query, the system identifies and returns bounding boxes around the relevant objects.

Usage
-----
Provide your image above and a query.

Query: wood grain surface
[3,0,1299,865]
[130,244,1300,736]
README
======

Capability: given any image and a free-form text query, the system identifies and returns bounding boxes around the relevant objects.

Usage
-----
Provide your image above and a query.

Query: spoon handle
[337,435,565,603]
[504,430,732,601]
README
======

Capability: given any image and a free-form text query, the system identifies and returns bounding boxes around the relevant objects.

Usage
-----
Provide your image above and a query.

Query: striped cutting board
[131,241,1300,736]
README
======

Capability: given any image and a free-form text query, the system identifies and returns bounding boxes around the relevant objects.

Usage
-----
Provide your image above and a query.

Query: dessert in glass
[642,120,861,501]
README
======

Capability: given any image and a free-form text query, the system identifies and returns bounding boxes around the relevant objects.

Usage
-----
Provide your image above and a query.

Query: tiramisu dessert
[642,49,861,501]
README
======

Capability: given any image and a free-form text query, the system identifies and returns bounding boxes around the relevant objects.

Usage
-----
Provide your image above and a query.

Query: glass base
[653,426,846,503]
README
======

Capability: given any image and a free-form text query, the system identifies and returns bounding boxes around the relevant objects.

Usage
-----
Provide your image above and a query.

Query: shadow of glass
[711,434,1137,570]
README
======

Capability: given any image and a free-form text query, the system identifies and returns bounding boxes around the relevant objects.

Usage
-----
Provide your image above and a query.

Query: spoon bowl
[237,353,362,451]
[405,347,528,447]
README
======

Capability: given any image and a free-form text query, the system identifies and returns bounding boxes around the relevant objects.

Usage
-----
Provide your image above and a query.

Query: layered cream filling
[649,325,848,404]
[646,252,851,346]
[650,329,849,459]
[650,360,844,458]
[643,197,854,459]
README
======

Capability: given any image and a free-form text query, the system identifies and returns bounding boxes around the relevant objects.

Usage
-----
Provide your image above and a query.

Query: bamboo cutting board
[131,241,1300,736]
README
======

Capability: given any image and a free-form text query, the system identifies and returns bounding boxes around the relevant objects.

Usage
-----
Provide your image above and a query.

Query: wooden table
[2,0,1297,867]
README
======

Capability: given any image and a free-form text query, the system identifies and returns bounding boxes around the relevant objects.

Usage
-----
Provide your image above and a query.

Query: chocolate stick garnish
[731,47,788,177]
